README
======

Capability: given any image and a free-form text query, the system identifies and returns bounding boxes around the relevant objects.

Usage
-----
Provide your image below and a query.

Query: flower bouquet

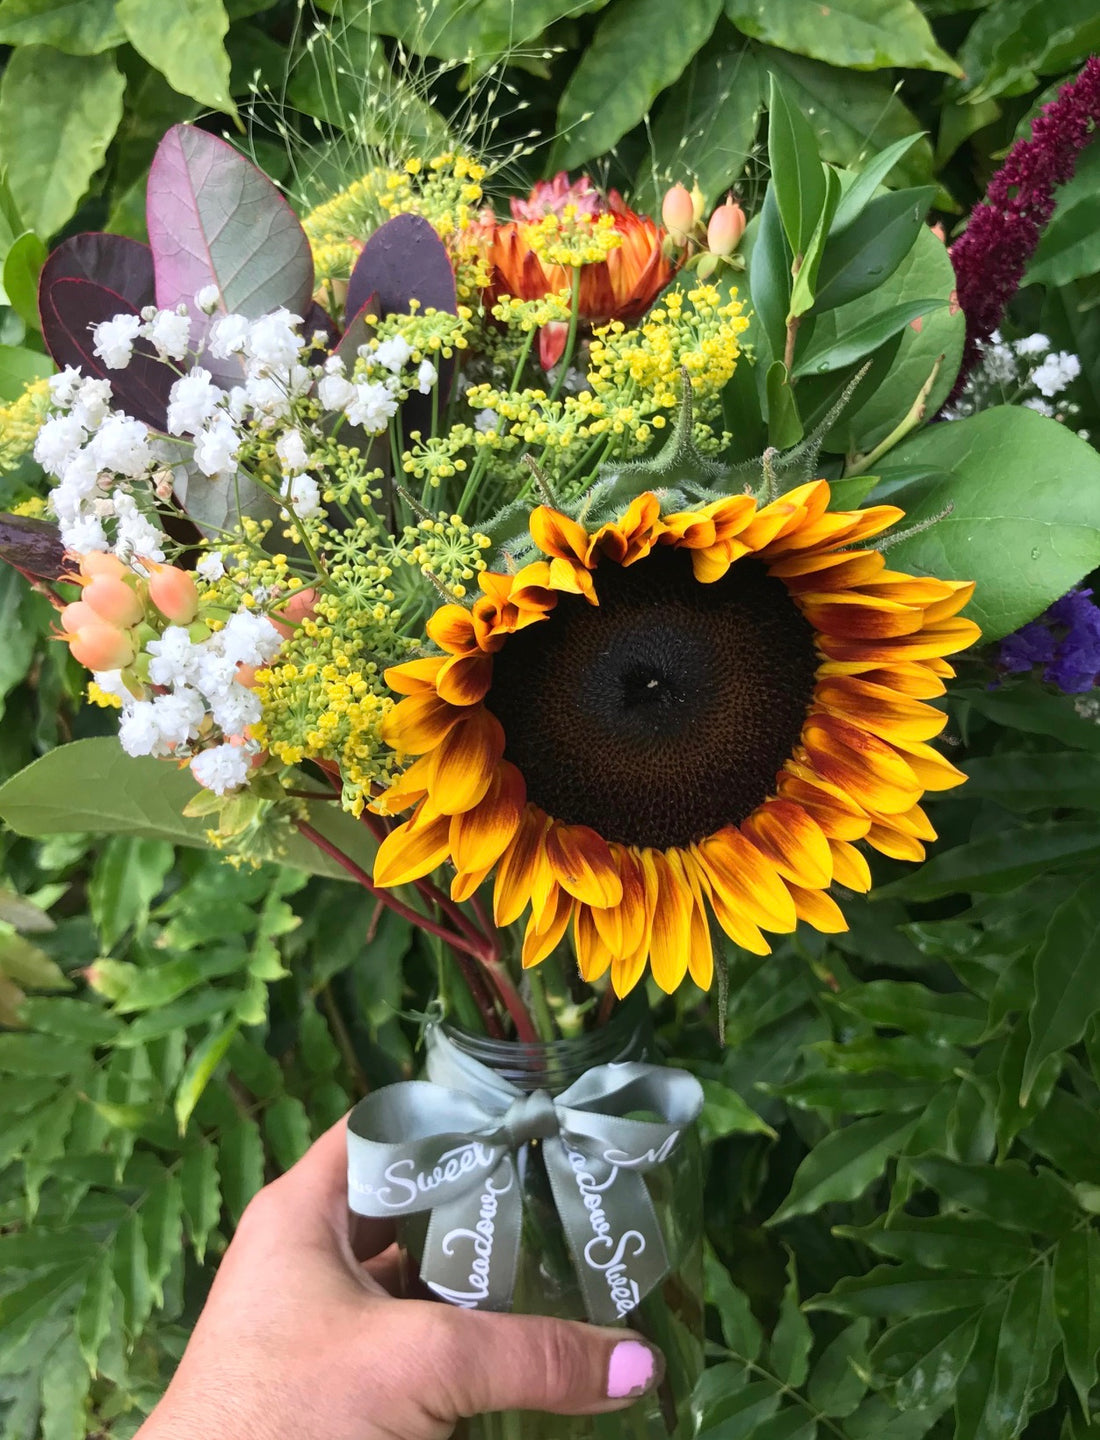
[1,55,1100,1440]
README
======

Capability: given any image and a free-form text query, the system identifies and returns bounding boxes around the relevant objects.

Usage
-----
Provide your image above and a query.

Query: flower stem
[546,267,583,405]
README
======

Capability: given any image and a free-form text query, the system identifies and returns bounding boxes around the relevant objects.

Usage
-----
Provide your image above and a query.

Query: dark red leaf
[38,232,156,322]
[0,514,68,581]
[345,214,457,326]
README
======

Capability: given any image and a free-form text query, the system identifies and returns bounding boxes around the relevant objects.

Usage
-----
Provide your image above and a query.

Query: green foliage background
[1,2,1100,1438]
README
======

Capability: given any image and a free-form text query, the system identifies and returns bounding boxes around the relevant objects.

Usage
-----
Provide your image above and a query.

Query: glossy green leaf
[2,231,46,329]
[771,1112,918,1222]
[739,1410,816,1440]
[907,1156,1079,1235]
[351,0,608,63]
[552,0,723,171]
[807,1320,869,1417]
[954,1266,1057,1440]
[1054,1230,1100,1413]
[793,299,945,376]
[770,1070,938,1115]
[698,1077,776,1143]
[0,342,52,401]
[833,135,928,232]
[831,981,988,1046]
[74,1253,116,1372]
[637,33,763,210]
[954,685,1100,754]
[810,1264,999,1319]
[766,361,803,448]
[725,0,960,74]
[0,47,125,239]
[0,0,124,53]
[958,0,1100,104]
[705,1245,763,1360]
[771,1255,812,1387]
[961,753,1100,813]
[1022,882,1100,1102]
[813,186,934,312]
[174,1020,239,1134]
[263,1095,312,1170]
[788,167,842,319]
[877,822,1100,902]
[1026,143,1100,288]
[838,1216,1032,1274]
[180,1143,221,1264]
[869,1307,982,1408]
[116,0,236,117]
[218,1116,265,1225]
[845,1397,950,1440]
[747,185,791,367]
[881,406,1100,640]
[88,835,174,950]
[767,71,826,258]
[696,1377,781,1437]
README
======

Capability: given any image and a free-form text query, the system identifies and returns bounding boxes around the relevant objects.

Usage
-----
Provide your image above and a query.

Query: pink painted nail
[607,1340,661,1399]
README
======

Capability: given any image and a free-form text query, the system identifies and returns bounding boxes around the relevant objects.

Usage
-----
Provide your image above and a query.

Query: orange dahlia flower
[487,174,677,368]
[372,483,979,997]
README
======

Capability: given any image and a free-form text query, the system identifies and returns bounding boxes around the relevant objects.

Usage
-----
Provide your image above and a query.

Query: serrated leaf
[19,997,120,1044]
[0,47,125,238]
[880,406,1100,641]
[175,1020,239,1134]
[0,1266,83,1363]
[1054,1230,1100,1413]
[1022,881,1100,1102]
[809,1264,999,1319]
[263,1095,312,1170]
[807,1320,870,1418]
[88,836,175,950]
[726,0,960,73]
[142,1170,183,1307]
[74,1254,116,1372]
[180,1143,221,1264]
[117,0,236,117]
[877,821,1100,903]
[771,1254,813,1387]
[0,1032,92,1077]
[0,0,124,54]
[771,1112,918,1222]
[551,0,724,172]
[705,1244,764,1360]
[218,1116,265,1225]
[0,932,68,991]
[39,1331,89,1440]
[111,1209,153,1332]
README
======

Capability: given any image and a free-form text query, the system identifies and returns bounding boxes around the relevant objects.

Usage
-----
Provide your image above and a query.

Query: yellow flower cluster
[369,304,473,362]
[404,513,491,598]
[402,428,475,488]
[525,208,623,268]
[0,378,50,474]
[490,291,574,332]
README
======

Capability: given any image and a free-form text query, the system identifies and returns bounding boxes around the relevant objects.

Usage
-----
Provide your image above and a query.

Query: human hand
[137,1117,665,1440]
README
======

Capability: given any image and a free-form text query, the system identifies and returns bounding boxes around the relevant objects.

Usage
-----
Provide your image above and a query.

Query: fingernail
[607,1340,662,1400]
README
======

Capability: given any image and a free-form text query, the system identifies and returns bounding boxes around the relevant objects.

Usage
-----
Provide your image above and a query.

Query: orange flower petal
[574,905,613,983]
[381,690,465,753]
[799,592,926,640]
[546,823,624,907]
[693,854,771,955]
[449,761,526,874]
[642,850,691,993]
[384,656,445,695]
[373,753,432,815]
[374,809,452,887]
[530,506,591,566]
[436,652,493,707]
[829,839,872,891]
[802,714,921,815]
[426,605,479,655]
[697,827,797,933]
[866,824,926,862]
[521,886,573,968]
[494,808,552,926]
[885,735,968,792]
[815,675,947,743]
[425,706,505,814]
[789,883,848,933]
[741,799,833,889]
[676,851,714,992]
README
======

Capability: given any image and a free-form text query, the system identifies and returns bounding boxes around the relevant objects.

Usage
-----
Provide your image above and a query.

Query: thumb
[414,1307,665,1420]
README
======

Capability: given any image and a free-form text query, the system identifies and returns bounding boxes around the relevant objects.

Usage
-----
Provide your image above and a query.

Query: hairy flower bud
[77,551,127,581]
[661,184,694,243]
[60,600,99,635]
[144,560,199,624]
[707,197,746,257]
[67,621,136,670]
[82,573,145,627]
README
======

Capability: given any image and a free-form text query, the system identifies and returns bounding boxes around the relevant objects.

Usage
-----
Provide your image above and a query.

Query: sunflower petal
[449,761,526,874]
[789,883,848,933]
[742,799,833,889]
[374,810,452,887]
[866,824,926,862]
[494,807,552,926]
[384,656,445,694]
[521,886,573,968]
[829,839,872,891]
[546,823,623,907]
[530,506,590,565]
[381,690,465,753]
[802,714,921,815]
[815,675,948,743]
[426,605,479,655]
[425,707,505,814]
[676,851,714,991]
[574,905,613,982]
[436,652,493,706]
[698,828,797,933]
[641,850,691,993]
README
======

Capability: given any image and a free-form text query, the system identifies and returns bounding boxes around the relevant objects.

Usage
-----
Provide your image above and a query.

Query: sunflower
[372,483,979,997]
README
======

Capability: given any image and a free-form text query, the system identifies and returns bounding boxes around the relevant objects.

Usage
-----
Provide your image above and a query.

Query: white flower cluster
[34,370,165,558]
[100,609,283,794]
[944,332,1084,432]
[92,304,193,369]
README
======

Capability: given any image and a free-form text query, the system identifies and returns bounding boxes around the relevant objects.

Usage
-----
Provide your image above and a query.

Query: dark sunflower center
[485,547,820,849]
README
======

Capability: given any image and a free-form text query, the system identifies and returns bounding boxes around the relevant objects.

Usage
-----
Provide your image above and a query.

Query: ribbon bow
[346,1025,703,1324]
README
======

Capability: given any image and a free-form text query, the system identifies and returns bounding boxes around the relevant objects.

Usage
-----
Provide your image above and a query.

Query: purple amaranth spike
[947,56,1100,400]
[998,587,1100,695]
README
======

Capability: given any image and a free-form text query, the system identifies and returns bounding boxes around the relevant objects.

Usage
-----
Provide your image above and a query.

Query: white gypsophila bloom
[92,314,143,369]
[417,359,438,394]
[194,648,242,700]
[276,428,310,474]
[346,379,399,432]
[373,335,413,373]
[1022,396,1056,417]
[34,413,87,475]
[219,610,283,667]
[49,450,100,524]
[143,308,191,362]
[112,492,166,562]
[193,414,241,478]
[245,364,312,421]
[208,313,251,359]
[317,370,357,412]
[167,368,223,436]
[195,284,221,315]
[190,742,251,795]
[119,701,168,757]
[60,514,109,553]
[48,366,84,409]
[251,585,270,604]
[146,626,201,688]
[90,415,152,478]
[91,669,130,702]
[1014,333,1050,358]
[474,408,499,435]
[982,341,1017,386]
[246,309,303,371]
[280,473,323,520]
[72,378,114,431]
[150,686,206,746]
[196,551,225,582]
[210,684,262,735]
[1032,351,1082,398]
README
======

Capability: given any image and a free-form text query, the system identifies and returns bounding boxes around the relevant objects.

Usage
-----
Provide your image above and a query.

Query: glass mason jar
[396,1003,705,1440]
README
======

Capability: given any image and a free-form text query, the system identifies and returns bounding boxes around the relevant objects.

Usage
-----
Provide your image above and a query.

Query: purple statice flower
[999,587,1100,693]
[947,56,1100,400]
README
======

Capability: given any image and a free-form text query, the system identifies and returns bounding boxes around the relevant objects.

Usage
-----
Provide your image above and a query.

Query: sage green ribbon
[346,1025,703,1324]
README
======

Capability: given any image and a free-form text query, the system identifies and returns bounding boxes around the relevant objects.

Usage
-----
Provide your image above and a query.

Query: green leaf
[793,299,945,377]
[353,0,608,64]
[766,361,803,448]
[869,1308,982,1408]
[770,1111,918,1222]
[1021,881,1100,1103]
[39,1331,89,1440]
[807,1320,870,1418]
[954,685,1100,754]
[961,753,1100,813]
[0,1266,83,1361]
[180,1143,221,1264]
[788,167,842,319]
[813,186,934,312]
[738,1410,816,1440]
[112,1209,153,1332]
[954,1266,1058,1440]
[770,1070,938,1116]
[0,0,124,53]
[218,1116,265,1225]
[1026,143,1100,288]
[19,997,120,1044]
[838,1216,1033,1274]
[880,406,1100,641]
[725,0,960,73]
[771,1255,813,1387]
[88,835,174,950]
[142,1170,183,1306]
[705,1245,764,1360]
[74,1254,116,1372]
[698,1076,776,1142]
[833,135,928,233]
[116,0,236,118]
[1054,1230,1100,1413]
[174,1020,239,1134]
[263,1095,312,1170]
[2,230,46,329]
[830,981,988,1046]
[551,0,724,171]
[878,821,1100,903]
[957,0,1100,104]
[0,1032,91,1077]
[906,1155,1080,1235]
[695,1377,780,1437]
[0,343,52,401]
[0,47,125,238]
[767,71,826,258]
[809,1264,999,1319]
[637,32,763,210]
[0,931,69,990]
